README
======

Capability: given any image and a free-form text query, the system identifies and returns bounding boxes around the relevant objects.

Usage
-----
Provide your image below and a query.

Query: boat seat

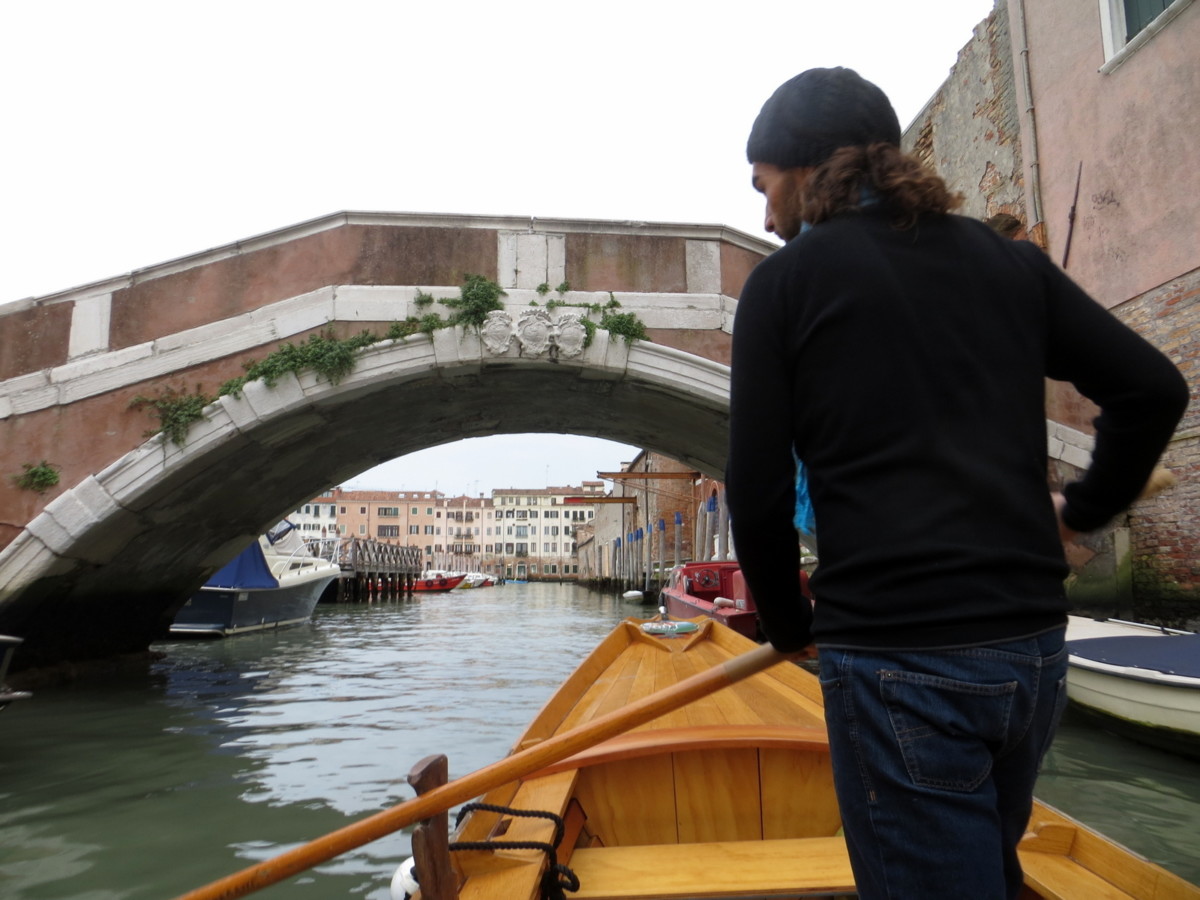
[567,836,855,899]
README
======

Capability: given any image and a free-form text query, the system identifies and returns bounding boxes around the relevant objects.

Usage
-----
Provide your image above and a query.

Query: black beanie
[746,67,901,168]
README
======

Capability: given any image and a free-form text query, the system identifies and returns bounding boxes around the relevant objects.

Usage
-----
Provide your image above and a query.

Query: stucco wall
[1016,0,1200,309]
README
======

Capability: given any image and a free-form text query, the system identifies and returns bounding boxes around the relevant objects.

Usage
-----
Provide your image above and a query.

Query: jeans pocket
[881,670,1019,792]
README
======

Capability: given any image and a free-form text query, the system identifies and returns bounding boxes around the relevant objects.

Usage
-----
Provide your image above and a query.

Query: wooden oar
[175,639,788,900]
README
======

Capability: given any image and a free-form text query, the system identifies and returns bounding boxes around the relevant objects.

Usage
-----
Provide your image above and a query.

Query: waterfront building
[489,482,603,581]
[292,491,340,538]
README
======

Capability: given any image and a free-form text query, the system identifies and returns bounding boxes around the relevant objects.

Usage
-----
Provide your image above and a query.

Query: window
[426,507,433,515]
[379,507,399,517]
[424,525,435,534]
[1099,0,1193,70]
[411,507,419,515]
[360,507,367,514]
[515,526,529,538]
[409,525,420,534]
[339,506,346,514]
[358,525,367,535]
[378,525,400,537]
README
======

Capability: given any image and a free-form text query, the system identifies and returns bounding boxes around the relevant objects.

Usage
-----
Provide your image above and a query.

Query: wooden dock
[307,537,424,601]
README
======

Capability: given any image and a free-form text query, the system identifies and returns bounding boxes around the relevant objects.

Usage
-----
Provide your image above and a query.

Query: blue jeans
[817,630,1068,900]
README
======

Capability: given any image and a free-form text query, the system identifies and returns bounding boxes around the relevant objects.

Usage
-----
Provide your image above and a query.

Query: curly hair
[801,142,963,228]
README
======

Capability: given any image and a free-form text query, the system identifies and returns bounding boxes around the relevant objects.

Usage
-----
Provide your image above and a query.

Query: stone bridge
[0,211,1098,671]
[0,212,778,669]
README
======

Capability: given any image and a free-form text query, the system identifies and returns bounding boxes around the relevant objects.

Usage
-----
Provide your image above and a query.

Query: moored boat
[660,560,811,640]
[659,560,760,639]
[0,635,32,710]
[1066,615,1200,759]
[411,570,467,593]
[169,522,340,637]
[458,573,496,589]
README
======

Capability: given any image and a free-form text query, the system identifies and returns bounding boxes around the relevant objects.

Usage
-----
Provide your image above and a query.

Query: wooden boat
[177,616,1200,900]
[1066,615,1200,759]
[660,560,811,641]
[170,522,340,637]
[405,616,1200,900]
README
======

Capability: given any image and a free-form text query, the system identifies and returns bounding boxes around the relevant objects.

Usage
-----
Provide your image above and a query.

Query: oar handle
[174,640,787,900]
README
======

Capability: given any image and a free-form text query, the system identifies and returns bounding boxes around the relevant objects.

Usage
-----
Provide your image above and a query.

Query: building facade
[906,0,1199,619]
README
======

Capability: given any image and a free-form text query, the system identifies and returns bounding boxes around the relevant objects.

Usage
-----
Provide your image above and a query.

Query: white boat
[1065,614,1200,758]
[0,635,31,710]
[170,522,340,637]
[458,572,496,589]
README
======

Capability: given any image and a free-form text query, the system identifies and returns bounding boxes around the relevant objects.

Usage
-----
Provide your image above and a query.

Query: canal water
[2,583,1198,899]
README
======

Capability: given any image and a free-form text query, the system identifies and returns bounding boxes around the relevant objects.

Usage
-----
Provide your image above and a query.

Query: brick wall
[1116,267,1200,624]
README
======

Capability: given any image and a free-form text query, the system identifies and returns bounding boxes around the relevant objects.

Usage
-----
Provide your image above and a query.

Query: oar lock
[391,802,579,900]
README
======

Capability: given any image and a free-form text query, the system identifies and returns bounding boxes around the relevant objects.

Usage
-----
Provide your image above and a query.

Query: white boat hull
[1066,615,1200,758]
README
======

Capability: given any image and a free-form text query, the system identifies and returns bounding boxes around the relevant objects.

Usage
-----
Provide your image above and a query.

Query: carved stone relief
[478,308,590,359]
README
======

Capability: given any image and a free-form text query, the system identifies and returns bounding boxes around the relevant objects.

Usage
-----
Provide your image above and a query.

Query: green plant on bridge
[127,276,645,446]
[218,329,377,398]
[14,460,60,493]
[598,310,648,343]
[130,384,214,446]
[439,273,507,328]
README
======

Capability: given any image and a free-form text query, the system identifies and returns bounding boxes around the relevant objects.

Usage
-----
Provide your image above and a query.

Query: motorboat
[169,522,340,637]
[659,560,811,641]
[1066,614,1200,758]
[411,570,468,593]
[458,573,496,589]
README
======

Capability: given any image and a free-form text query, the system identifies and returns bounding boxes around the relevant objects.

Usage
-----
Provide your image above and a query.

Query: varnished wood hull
[435,618,1200,900]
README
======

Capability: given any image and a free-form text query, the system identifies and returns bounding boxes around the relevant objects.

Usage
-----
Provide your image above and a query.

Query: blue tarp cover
[204,541,279,590]
[1068,634,1200,679]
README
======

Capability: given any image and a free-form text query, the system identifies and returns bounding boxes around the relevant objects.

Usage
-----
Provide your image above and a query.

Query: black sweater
[726,208,1189,653]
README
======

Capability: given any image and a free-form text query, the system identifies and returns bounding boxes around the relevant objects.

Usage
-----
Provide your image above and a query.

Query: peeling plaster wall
[903,2,1026,225]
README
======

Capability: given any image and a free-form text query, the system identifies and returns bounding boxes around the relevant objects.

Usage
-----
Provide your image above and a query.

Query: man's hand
[1051,492,1079,544]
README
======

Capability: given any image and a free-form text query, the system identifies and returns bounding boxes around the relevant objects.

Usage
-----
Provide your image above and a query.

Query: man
[725,67,1188,899]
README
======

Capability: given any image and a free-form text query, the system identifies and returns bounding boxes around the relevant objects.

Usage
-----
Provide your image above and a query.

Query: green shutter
[1123,0,1171,40]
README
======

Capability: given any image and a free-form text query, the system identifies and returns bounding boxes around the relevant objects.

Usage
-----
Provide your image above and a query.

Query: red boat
[660,560,811,641]
[410,571,467,592]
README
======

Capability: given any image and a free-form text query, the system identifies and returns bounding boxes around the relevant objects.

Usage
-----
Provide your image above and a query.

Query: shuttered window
[1124,0,1170,37]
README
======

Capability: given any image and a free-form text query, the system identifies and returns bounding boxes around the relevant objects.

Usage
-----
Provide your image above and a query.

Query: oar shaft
[175,640,785,900]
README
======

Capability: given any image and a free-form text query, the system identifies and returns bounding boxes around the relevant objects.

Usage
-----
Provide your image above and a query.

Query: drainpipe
[1012,0,1046,245]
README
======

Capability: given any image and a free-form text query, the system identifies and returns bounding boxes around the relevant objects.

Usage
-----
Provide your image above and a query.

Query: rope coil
[444,802,580,900]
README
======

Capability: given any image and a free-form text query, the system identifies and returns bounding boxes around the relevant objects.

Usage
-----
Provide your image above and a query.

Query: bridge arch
[0,329,732,667]
[0,210,1107,671]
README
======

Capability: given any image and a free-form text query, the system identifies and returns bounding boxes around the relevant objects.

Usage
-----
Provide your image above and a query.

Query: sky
[2,0,995,496]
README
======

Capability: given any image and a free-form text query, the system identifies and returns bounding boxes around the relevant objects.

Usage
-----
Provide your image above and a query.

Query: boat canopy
[1069,634,1200,678]
[204,539,279,590]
